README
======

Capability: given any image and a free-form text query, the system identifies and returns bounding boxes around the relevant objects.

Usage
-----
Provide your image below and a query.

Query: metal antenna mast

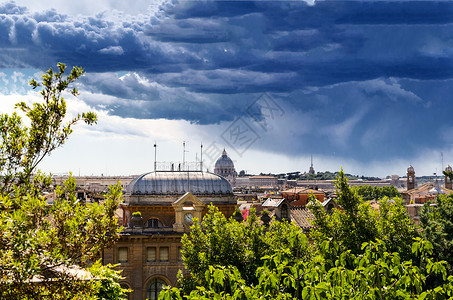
[154,142,157,171]
[183,141,186,170]
[183,141,189,171]
[200,143,203,172]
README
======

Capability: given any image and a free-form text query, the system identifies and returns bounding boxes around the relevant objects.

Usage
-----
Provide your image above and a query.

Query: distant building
[213,149,237,185]
[280,187,325,206]
[249,175,278,187]
[262,198,291,222]
[402,176,452,204]
[390,175,401,187]
[402,165,453,223]
[308,155,315,175]
[407,165,416,190]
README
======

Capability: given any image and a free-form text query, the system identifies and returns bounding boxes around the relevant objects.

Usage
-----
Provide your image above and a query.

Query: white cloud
[320,106,370,148]
[358,78,423,104]
[98,45,124,55]
[11,71,25,83]
[0,71,9,85]
[14,0,168,17]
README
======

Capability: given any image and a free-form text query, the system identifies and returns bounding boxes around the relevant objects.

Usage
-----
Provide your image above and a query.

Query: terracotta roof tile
[290,207,315,231]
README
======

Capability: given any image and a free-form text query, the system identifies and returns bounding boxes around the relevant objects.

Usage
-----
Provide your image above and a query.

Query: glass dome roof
[126,171,233,195]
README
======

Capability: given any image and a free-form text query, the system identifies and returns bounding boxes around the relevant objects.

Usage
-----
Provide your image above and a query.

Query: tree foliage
[353,185,400,201]
[178,206,310,295]
[309,169,418,260]
[420,193,453,275]
[162,238,453,300]
[158,169,453,300]
[0,63,126,299]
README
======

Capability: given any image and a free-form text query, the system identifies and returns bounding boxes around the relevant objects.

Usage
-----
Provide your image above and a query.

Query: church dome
[407,165,415,173]
[446,165,452,172]
[215,149,235,169]
[213,149,237,180]
[126,171,233,195]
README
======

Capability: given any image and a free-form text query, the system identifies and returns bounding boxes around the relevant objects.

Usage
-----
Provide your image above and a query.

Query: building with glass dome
[103,170,236,300]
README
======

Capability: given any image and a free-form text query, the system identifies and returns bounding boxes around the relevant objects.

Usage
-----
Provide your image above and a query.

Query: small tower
[308,155,315,175]
[407,165,415,190]
[445,165,452,190]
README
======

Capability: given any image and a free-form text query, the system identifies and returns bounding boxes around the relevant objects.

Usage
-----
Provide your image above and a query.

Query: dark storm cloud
[1,0,453,162]
[1,1,453,84]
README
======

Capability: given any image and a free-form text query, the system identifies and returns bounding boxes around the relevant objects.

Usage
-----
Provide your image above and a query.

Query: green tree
[160,171,452,300]
[160,170,452,300]
[352,185,400,201]
[0,63,126,299]
[309,169,418,260]
[309,169,378,255]
[179,205,310,295]
[161,236,453,299]
[420,193,453,275]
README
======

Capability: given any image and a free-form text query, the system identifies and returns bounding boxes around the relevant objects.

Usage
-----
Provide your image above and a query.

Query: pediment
[172,192,205,209]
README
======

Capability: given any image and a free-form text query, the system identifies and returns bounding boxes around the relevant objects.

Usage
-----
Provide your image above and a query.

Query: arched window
[147,218,163,228]
[146,278,167,300]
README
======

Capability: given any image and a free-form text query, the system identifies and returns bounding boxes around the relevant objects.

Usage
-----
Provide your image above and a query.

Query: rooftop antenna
[200,143,203,172]
[182,141,190,191]
[154,142,157,171]
[183,141,188,171]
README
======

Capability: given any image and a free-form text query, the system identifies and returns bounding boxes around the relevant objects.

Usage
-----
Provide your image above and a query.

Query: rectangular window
[147,247,156,262]
[118,247,128,263]
[159,247,169,262]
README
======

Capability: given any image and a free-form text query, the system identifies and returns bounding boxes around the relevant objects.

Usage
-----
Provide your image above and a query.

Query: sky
[0,0,452,178]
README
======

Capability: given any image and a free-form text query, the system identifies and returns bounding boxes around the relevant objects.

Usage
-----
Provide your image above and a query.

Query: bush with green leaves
[0,63,127,299]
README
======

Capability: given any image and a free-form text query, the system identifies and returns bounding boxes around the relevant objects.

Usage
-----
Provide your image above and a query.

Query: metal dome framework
[126,171,233,195]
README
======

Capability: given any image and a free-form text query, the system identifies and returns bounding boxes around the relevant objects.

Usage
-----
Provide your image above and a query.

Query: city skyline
[0,0,452,177]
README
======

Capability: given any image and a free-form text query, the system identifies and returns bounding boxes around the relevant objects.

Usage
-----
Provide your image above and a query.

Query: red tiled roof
[281,187,325,194]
